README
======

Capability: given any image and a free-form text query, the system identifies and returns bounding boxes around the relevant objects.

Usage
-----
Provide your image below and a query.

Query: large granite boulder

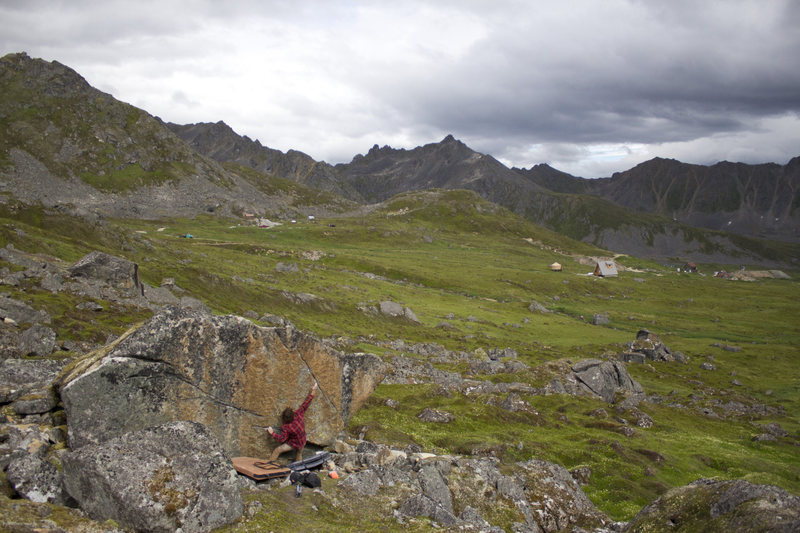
[59,307,387,456]
[67,250,142,297]
[63,421,242,533]
[625,478,800,532]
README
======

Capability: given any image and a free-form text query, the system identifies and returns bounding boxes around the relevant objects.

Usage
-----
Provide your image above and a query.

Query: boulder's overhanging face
[62,421,243,533]
[59,307,387,456]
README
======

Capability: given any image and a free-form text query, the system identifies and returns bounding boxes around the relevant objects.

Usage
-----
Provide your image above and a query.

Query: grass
[1,189,798,526]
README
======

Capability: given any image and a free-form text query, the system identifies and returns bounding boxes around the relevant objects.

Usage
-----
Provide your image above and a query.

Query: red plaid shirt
[271,392,314,450]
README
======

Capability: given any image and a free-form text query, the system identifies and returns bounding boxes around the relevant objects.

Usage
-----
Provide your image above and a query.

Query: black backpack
[290,470,321,488]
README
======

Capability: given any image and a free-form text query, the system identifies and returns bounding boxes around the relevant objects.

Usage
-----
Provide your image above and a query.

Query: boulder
[62,421,242,533]
[417,408,455,423]
[625,478,800,532]
[557,359,644,403]
[517,459,610,532]
[0,296,50,324]
[6,453,72,505]
[67,251,142,297]
[625,329,683,362]
[573,359,643,402]
[379,301,420,323]
[18,324,56,356]
[0,358,69,403]
[59,307,387,456]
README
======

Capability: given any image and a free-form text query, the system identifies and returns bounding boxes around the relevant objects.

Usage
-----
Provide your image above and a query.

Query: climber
[267,381,317,462]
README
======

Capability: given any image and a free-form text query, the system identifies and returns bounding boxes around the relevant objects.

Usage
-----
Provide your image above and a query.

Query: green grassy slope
[1,190,798,525]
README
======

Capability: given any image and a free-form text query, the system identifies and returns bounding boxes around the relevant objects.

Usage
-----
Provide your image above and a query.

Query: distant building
[550,262,562,271]
[593,261,618,277]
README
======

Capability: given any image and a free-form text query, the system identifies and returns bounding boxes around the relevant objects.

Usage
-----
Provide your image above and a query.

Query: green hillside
[2,189,798,526]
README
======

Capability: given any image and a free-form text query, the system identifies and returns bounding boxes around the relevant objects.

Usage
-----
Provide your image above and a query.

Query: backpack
[290,470,321,488]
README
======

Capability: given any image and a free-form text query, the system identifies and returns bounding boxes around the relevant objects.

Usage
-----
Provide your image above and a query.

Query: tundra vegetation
[1,189,798,530]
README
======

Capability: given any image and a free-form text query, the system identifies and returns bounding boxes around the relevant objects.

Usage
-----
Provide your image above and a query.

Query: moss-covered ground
[1,190,798,527]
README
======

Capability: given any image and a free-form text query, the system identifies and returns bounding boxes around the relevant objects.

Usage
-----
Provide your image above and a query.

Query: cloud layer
[2,0,799,177]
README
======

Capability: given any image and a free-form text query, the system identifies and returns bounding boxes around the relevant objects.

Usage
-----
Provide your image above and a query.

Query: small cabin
[550,262,562,272]
[593,261,618,277]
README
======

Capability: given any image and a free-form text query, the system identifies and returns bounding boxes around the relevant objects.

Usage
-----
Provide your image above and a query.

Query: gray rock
[13,388,58,415]
[570,359,644,403]
[626,329,683,363]
[701,362,716,371]
[338,468,382,496]
[626,478,800,532]
[63,421,243,533]
[397,494,459,527]
[18,324,56,356]
[0,296,50,324]
[499,393,537,414]
[418,463,454,513]
[275,261,299,273]
[143,284,180,305]
[529,301,550,313]
[179,295,210,312]
[0,358,68,403]
[593,313,610,325]
[67,251,142,297]
[417,407,454,423]
[59,307,387,455]
[6,454,72,505]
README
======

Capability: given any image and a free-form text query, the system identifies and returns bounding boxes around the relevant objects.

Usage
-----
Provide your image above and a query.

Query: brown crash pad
[232,457,291,480]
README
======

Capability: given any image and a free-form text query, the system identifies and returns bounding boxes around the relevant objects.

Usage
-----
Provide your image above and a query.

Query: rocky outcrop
[551,359,644,403]
[625,478,800,532]
[67,251,142,297]
[334,443,613,532]
[0,358,70,404]
[379,301,420,323]
[63,421,242,533]
[619,329,687,364]
[6,453,72,505]
[59,307,387,456]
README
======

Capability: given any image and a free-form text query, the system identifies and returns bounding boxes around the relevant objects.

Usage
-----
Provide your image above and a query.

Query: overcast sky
[2,0,799,178]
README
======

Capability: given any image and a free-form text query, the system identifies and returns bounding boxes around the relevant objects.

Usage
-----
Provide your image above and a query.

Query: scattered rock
[275,261,299,273]
[62,421,243,533]
[701,362,716,371]
[379,301,420,323]
[67,251,142,297]
[528,300,550,313]
[417,408,454,423]
[0,358,69,403]
[626,478,800,532]
[6,454,72,505]
[593,313,610,325]
[0,296,51,324]
[554,359,644,403]
[622,329,685,363]
[18,324,56,356]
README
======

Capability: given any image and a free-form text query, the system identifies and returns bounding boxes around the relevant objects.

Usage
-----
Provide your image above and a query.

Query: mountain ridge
[2,51,799,266]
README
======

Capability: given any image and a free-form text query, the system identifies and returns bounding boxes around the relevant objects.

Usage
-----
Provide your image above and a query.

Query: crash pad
[288,451,331,472]
[232,457,291,480]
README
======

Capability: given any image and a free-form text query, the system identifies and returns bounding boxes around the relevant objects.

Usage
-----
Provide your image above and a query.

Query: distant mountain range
[2,51,799,265]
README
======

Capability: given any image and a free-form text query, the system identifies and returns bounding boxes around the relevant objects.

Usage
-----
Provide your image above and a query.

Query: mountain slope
[0,52,353,219]
[517,157,800,243]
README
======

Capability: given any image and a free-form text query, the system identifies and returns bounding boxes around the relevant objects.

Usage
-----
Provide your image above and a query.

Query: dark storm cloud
[1,0,798,177]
